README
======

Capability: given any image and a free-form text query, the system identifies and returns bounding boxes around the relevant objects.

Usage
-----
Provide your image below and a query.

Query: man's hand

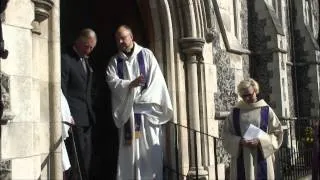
[129,75,145,89]
[70,117,75,125]
[68,117,75,133]
[240,138,260,148]
[246,139,260,148]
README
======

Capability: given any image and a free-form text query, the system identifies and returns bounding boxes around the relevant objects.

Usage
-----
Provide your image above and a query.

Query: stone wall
[292,0,320,118]
[0,0,60,178]
[240,0,250,79]
[247,0,273,103]
[213,0,251,170]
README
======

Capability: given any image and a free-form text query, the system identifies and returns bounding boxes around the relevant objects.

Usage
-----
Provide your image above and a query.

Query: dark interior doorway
[60,0,151,178]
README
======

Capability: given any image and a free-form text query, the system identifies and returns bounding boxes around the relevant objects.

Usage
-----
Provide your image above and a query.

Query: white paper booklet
[243,124,267,140]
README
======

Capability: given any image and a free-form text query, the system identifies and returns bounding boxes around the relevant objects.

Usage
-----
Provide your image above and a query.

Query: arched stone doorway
[60,0,154,178]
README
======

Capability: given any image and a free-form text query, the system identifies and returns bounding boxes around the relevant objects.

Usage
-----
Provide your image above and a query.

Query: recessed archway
[60,0,154,178]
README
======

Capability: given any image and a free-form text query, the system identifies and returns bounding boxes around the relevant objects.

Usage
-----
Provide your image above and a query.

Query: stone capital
[32,0,54,23]
[179,37,205,60]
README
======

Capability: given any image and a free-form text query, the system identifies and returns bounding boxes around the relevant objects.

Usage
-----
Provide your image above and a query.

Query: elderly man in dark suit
[61,28,97,180]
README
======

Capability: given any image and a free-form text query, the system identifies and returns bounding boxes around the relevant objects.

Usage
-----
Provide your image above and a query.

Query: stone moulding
[32,0,54,23]
[179,37,205,56]
[215,111,230,120]
[211,0,250,55]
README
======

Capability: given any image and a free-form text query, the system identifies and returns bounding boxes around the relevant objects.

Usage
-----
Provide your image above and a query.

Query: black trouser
[65,126,93,180]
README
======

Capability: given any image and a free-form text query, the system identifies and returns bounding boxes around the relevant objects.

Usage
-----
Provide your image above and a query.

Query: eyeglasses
[241,92,254,98]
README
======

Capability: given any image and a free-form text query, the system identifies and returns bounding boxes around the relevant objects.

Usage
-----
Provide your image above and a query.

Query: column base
[187,166,208,180]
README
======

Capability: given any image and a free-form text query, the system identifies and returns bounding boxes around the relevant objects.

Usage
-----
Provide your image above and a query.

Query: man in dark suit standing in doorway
[61,28,97,180]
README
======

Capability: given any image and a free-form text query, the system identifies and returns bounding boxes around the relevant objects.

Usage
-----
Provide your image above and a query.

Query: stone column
[48,1,62,179]
[180,37,208,179]
[31,0,62,178]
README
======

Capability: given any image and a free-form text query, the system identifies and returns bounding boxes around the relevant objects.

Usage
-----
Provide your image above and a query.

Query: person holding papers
[222,78,283,180]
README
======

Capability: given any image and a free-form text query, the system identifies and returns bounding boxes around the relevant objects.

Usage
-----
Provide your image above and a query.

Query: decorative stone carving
[179,37,205,61]
[0,72,14,124]
[31,0,54,34]
[0,160,11,180]
[0,72,13,179]
[32,0,54,23]
[0,11,5,23]
[0,0,9,22]
[205,28,218,43]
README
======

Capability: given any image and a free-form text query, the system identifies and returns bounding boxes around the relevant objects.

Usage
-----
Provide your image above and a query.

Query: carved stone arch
[137,0,180,177]
[137,0,177,109]
[136,0,155,51]
[173,0,209,39]
[201,0,219,42]
[177,0,199,37]
[137,0,175,74]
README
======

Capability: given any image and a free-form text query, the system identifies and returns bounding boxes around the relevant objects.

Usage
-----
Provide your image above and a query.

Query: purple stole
[116,50,146,145]
[233,106,269,180]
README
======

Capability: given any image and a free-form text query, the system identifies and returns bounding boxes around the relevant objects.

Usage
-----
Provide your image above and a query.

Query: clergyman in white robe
[61,90,73,171]
[223,99,283,180]
[106,42,173,180]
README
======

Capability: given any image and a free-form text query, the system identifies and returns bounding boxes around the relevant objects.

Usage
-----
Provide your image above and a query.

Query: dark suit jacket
[61,46,96,126]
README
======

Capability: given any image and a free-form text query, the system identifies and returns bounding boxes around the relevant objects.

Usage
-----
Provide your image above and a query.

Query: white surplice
[222,100,283,180]
[61,90,72,171]
[106,43,173,180]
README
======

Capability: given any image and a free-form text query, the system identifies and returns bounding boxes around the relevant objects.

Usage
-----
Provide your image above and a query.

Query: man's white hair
[76,28,97,44]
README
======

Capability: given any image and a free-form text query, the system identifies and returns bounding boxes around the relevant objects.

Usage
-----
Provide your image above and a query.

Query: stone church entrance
[60,0,152,178]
